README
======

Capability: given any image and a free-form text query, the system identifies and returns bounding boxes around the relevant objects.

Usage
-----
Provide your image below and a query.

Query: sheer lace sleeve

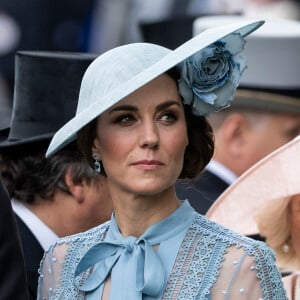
[210,244,287,299]
[36,222,110,300]
[37,243,70,299]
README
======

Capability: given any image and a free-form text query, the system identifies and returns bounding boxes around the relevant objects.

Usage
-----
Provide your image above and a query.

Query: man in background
[0,176,28,299]
[0,51,113,299]
[176,17,300,214]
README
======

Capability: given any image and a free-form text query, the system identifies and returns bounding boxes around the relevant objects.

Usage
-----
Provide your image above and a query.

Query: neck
[111,186,181,237]
[28,192,82,237]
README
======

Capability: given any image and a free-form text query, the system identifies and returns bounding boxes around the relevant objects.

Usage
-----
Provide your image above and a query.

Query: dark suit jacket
[176,171,266,243]
[0,180,28,300]
[15,216,44,300]
[175,170,229,215]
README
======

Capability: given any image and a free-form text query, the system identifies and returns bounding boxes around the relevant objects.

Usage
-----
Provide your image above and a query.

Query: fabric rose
[178,33,247,116]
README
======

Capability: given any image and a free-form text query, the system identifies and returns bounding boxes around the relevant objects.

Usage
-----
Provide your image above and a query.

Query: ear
[64,170,84,204]
[92,138,101,159]
[185,131,189,147]
[219,113,251,158]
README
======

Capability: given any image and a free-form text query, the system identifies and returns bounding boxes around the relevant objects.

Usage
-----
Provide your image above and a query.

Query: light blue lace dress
[37,201,287,299]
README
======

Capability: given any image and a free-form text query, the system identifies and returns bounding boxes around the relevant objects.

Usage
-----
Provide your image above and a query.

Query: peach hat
[206,135,300,235]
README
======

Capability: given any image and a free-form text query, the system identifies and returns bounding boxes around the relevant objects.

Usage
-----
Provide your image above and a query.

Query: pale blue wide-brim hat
[46,20,263,157]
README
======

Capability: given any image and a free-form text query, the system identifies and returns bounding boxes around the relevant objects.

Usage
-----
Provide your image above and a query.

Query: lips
[131,160,164,170]
[132,160,163,165]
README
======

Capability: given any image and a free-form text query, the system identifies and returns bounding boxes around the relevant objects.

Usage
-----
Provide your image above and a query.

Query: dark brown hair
[77,68,214,179]
[0,141,98,203]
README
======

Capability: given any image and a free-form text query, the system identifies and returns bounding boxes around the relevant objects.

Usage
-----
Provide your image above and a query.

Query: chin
[128,182,174,196]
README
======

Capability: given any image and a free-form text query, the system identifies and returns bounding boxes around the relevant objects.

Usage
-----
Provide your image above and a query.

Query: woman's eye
[115,114,136,124]
[160,112,178,123]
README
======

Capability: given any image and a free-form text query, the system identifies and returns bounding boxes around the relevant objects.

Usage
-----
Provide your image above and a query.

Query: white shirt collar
[206,159,238,185]
[12,198,58,251]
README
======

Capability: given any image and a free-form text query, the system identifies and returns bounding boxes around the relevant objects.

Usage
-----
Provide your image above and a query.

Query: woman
[257,193,300,272]
[38,20,287,299]
[257,193,300,299]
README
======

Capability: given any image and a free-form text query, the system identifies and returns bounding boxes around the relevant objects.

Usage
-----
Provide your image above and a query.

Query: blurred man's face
[238,112,300,175]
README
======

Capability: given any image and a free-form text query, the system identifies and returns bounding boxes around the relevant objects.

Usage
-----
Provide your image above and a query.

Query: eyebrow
[156,100,181,112]
[109,105,137,114]
[109,100,181,114]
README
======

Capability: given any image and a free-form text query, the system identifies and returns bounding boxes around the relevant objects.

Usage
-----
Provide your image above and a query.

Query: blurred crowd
[0,0,300,299]
[1,0,300,95]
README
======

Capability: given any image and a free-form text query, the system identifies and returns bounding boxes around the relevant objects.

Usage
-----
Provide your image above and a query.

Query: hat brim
[46,20,264,157]
[231,89,300,114]
[0,115,11,131]
[206,135,300,235]
[0,133,53,149]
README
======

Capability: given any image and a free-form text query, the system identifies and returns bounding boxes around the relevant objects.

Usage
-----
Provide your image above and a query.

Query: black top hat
[140,16,197,50]
[0,51,97,149]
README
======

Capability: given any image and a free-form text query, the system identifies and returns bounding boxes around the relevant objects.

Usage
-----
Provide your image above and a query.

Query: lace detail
[38,214,287,299]
[251,245,286,300]
[37,221,110,299]
[163,215,287,299]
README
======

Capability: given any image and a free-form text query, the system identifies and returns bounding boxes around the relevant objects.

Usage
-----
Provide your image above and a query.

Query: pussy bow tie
[74,200,196,299]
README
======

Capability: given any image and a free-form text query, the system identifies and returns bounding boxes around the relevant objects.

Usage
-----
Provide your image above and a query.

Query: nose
[139,120,159,150]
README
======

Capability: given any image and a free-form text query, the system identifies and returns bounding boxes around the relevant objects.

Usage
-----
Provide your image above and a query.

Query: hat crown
[1,51,97,148]
[77,43,170,114]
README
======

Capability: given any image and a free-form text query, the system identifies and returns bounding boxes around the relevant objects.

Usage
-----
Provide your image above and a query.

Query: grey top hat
[0,51,97,149]
[193,16,300,113]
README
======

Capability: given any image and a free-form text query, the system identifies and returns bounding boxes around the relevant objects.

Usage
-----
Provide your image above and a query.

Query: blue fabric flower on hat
[178,33,247,116]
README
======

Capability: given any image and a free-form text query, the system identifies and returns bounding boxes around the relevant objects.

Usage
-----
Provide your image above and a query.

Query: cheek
[248,131,284,163]
[291,219,300,256]
[260,122,292,151]
[97,130,134,164]
[291,207,300,230]
[165,127,188,158]
[289,198,300,253]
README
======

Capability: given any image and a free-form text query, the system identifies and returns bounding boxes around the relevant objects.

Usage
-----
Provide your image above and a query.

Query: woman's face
[289,194,300,259]
[93,74,188,196]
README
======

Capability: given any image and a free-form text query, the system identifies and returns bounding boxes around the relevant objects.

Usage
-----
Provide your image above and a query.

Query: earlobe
[64,171,84,203]
[185,136,189,147]
[92,139,101,159]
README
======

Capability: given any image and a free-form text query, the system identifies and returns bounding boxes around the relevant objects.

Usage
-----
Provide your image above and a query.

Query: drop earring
[282,243,290,253]
[282,244,290,253]
[92,153,101,173]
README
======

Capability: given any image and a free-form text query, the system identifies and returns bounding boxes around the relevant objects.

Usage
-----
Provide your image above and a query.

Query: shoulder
[190,214,275,256]
[184,214,287,299]
[48,220,111,258]
[37,221,111,298]
[0,182,29,299]
[41,221,111,274]
[58,220,111,246]
[165,213,286,299]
